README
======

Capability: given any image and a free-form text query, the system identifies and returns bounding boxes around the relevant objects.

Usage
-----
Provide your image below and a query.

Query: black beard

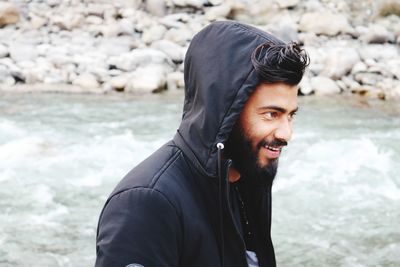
[224,124,285,187]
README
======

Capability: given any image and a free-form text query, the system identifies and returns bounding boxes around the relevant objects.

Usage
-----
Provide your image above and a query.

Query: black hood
[174,21,284,177]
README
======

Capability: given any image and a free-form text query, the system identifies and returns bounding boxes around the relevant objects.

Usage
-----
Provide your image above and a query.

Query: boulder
[321,48,360,80]
[167,71,185,91]
[205,3,232,21]
[108,48,172,72]
[141,24,167,44]
[146,0,167,17]
[0,3,20,27]
[164,27,193,46]
[0,43,8,58]
[351,62,368,74]
[360,24,392,44]
[299,12,350,36]
[151,39,185,63]
[72,73,100,88]
[310,76,341,95]
[125,65,167,94]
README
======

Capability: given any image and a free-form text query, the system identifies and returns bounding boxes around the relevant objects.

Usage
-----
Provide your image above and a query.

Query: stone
[266,23,298,42]
[341,75,360,90]
[360,24,392,44]
[9,43,38,62]
[299,12,350,36]
[96,37,132,57]
[0,44,8,58]
[30,15,47,29]
[359,44,398,61]
[72,73,100,88]
[354,72,380,86]
[387,59,400,80]
[164,27,193,46]
[52,14,83,31]
[125,65,167,94]
[110,74,129,91]
[108,48,172,72]
[351,61,368,74]
[310,76,341,95]
[167,71,185,91]
[299,75,313,95]
[0,3,20,27]
[321,48,360,79]
[172,0,205,8]
[146,0,167,17]
[151,39,185,63]
[276,0,300,9]
[142,24,167,44]
[205,3,232,21]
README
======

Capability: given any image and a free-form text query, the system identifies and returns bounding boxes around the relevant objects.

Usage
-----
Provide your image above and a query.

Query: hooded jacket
[96,21,284,267]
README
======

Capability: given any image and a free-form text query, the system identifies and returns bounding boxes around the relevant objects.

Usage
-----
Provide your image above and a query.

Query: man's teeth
[265,145,280,151]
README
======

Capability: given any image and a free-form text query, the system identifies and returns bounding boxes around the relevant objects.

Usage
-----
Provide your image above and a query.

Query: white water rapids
[0,93,399,266]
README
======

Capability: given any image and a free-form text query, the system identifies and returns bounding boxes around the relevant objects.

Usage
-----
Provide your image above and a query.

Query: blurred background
[0,0,399,266]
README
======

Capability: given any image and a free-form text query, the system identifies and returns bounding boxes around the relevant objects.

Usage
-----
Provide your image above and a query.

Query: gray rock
[0,44,8,58]
[164,27,193,46]
[0,3,20,27]
[354,72,380,86]
[9,43,38,62]
[151,39,185,63]
[205,3,232,21]
[299,12,350,36]
[341,76,361,90]
[72,73,100,88]
[299,76,313,95]
[141,24,167,44]
[359,44,398,61]
[146,0,167,17]
[125,65,167,94]
[110,74,129,91]
[321,48,360,80]
[167,71,185,91]
[310,76,341,95]
[108,48,172,72]
[351,62,368,74]
[267,24,298,42]
[360,24,392,44]
[275,0,300,9]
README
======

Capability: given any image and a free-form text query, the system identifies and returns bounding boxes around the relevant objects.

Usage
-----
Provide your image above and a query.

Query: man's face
[225,82,299,185]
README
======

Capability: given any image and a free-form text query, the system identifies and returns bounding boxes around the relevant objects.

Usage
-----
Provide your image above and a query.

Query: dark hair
[251,42,310,85]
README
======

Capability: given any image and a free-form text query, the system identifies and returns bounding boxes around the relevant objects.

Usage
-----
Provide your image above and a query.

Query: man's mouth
[263,144,282,158]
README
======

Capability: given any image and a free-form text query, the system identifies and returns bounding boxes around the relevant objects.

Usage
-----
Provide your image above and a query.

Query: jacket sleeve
[95,187,182,267]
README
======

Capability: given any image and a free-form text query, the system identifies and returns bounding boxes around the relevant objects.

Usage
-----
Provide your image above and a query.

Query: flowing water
[0,92,399,267]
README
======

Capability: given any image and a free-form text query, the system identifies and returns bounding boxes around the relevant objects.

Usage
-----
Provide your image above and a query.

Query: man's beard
[224,124,286,187]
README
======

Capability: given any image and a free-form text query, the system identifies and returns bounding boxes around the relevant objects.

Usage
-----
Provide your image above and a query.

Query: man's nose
[274,119,292,142]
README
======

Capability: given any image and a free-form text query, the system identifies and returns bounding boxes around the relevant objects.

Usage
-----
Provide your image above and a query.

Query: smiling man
[96,21,309,267]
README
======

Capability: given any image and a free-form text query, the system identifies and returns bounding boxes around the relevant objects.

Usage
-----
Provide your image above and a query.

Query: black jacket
[96,21,284,267]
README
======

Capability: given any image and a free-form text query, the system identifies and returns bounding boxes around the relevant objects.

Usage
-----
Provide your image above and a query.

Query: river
[0,92,399,266]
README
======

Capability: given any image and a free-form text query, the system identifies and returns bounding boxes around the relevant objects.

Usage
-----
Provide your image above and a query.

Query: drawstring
[216,142,225,267]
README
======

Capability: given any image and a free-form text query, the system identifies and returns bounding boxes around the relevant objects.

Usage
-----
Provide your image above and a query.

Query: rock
[167,71,185,91]
[387,59,400,80]
[96,37,132,57]
[72,73,100,88]
[321,48,360,79]
[125,65,167,94]
[151,39,185,63]
[110,74,129,91]
[30,15,47,29]
[266,23,298,42]
[164,27,193,46]
[310,76,341,95]
[86,15,103,25]
[360,24,392,44]
[0,44,8,58]
[142,24,167,44]
[108,48,172,72]
[0,3,20,27]
[359,44,398,61]
[9,43,38,62]
[354,72,380,86]
[52,14,83,31]
[299,12,350,36]
[351,61,368,74]
[299,75,313,95]
[205,3,232,21]
[172,0,205,8]
[341,75,361,90]
[146,0,167,17]
[275,0,300,9]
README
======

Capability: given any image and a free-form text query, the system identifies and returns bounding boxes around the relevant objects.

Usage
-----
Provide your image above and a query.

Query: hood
[174,21,284,178]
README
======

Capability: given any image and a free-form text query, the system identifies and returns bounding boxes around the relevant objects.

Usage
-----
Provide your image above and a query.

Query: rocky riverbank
[0,0,399,99]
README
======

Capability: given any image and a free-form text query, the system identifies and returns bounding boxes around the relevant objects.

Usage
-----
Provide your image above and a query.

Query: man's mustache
[258,139,288,149]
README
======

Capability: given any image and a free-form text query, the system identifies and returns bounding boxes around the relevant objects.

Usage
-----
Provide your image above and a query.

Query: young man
[96,21,309,267]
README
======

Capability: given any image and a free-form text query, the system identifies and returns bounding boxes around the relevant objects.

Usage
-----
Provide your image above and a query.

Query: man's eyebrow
[257,105,299,113]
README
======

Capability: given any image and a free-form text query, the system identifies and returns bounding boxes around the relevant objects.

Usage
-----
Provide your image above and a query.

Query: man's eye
[288,112,297,120]
[264,112,278,119]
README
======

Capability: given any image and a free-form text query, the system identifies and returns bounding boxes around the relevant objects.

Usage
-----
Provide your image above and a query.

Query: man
[96,21,309,267]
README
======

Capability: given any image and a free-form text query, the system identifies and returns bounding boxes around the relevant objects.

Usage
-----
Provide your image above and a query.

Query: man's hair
[251,42,310,85]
